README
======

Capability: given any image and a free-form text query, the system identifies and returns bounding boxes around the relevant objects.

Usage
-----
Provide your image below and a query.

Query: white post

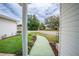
[22,3,28,56]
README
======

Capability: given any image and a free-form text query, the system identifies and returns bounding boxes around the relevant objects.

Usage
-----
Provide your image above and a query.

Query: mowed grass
[28,32,59,43]
[39,33,59,43]
[0,35,22,55]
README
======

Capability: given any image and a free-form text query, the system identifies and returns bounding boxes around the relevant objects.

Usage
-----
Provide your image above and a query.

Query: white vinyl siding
[0,17,17,39]
[60,3,79,56]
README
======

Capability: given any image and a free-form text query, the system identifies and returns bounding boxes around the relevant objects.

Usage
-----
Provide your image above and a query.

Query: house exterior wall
[60,3,79,56]
[0,17,17,39]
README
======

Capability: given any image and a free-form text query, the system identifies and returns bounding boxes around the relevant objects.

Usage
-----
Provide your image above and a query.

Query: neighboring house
[0,14,17,39]
[0,4,21,39]
[44,24,51,30]
[17,24,22,34]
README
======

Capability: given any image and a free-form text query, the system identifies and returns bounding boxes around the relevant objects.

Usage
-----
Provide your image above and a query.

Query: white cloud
[28,3,60,23]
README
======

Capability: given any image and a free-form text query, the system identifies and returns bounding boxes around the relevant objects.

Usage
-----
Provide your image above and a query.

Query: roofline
[0,14,17,22]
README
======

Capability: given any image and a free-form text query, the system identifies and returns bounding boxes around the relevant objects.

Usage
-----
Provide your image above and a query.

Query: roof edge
[0,14,18,22]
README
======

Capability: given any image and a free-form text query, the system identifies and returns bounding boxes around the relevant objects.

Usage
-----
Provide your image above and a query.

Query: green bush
[15,48,22,56]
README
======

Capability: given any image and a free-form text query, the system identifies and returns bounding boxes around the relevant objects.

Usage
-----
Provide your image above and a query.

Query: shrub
[15,48,22,56]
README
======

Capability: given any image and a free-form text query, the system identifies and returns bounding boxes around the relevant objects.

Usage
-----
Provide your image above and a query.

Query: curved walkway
[29,35,55,56]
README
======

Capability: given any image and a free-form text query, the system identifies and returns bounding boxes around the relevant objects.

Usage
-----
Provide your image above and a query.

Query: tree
[45,15,59,30]
[39,23,45,30]
[28,15,40,30]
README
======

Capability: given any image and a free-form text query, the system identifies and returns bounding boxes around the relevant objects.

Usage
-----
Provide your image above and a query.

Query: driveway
[28,31,59,35]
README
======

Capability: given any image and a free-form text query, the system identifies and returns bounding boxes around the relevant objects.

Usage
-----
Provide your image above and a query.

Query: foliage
[28,15,40,30]
[45,15,59,30]
[28,32,40,54]
[39,23,45,30]
[16,48,22,56]
[17,31,22,33]
[17,24,22,27]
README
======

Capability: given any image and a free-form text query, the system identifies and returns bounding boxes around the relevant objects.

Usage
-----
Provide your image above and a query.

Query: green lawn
[0,32,58,55]
[39,33,59,43]
[0,35,22,55]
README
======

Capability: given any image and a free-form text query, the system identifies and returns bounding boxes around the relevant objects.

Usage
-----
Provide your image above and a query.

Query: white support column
[22,3,28,56]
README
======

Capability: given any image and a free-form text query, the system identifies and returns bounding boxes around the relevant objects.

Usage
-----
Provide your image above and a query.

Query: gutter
[0,14,20,22]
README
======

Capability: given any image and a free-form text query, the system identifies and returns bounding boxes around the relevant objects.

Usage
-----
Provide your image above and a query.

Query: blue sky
[28,3,60,23]
[0,3,22,21]
[0,3,60,24]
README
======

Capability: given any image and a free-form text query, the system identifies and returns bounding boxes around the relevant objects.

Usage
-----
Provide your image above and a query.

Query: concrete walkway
[0,53,15,56]
[29,35,55,56]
